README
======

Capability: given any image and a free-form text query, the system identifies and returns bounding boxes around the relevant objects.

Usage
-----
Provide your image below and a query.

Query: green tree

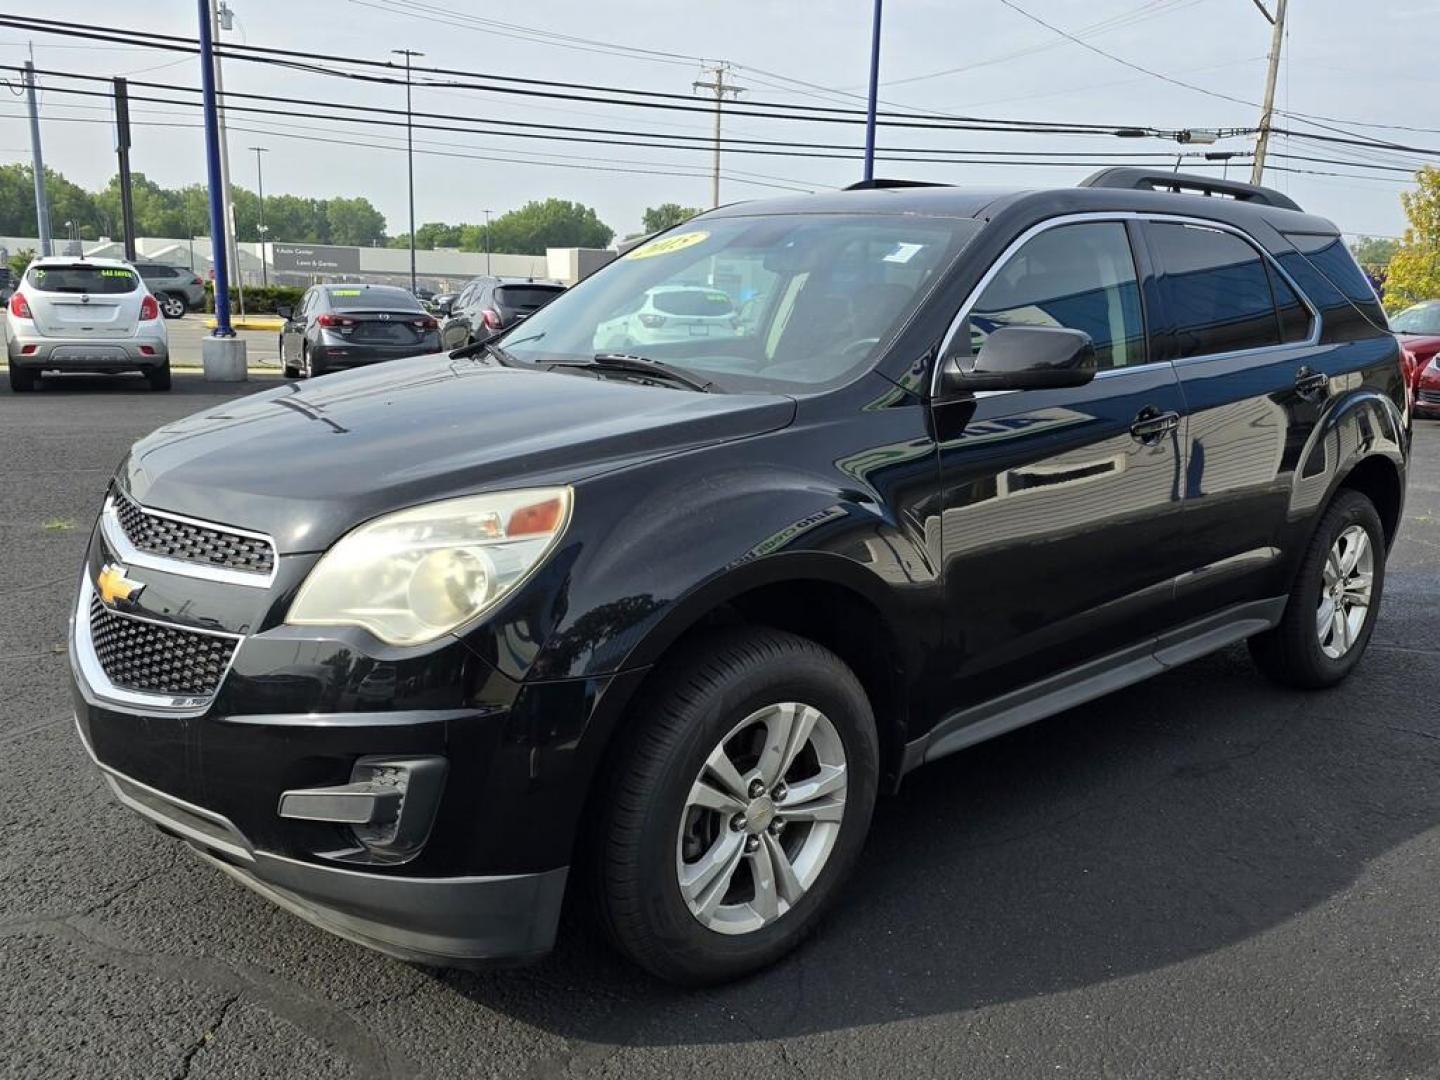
[325,197,388,246]
[0,164,100,237]
[8,247,35,278]
[1385,167,1440,310]
[1350,235,1398,272]
[484,199,614,254]
[642,203,701,233]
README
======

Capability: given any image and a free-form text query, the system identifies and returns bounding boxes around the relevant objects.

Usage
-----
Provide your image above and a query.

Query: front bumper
[79,722,567,966]
[8,334,168,370]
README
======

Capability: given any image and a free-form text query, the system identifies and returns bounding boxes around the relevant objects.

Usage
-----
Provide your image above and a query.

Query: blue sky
[0,0,1430,240]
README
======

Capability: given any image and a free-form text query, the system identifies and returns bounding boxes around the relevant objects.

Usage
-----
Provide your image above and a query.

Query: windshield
[26,264,138,294]
[501,213,983,392]
[1392,303,1440,335]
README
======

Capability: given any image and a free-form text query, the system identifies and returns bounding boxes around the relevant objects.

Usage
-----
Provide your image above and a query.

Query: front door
[932,218,1190,712]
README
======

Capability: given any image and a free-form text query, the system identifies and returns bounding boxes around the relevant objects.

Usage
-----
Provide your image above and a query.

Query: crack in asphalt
[1,915,410,1080]
[173,993,239,1080]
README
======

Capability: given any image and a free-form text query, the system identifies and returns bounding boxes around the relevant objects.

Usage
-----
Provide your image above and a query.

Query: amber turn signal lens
[507,497,565,537]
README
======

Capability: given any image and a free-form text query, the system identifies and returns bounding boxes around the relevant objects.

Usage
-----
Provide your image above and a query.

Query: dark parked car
[134,261,206,319]
[430,292,457,317]
[277,283,440,378]
[439,276,564,349]
[71,171,1406,985]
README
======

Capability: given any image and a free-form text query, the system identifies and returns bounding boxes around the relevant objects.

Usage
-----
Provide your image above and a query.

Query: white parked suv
[6,256,170,392]
[593,284,740,351]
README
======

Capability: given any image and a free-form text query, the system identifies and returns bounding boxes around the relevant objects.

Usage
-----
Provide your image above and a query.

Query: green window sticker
[331,288,363,296]
[99,269,135,278]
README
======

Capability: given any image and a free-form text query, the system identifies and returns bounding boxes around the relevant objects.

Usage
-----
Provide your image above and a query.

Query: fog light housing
[278,755,447,865]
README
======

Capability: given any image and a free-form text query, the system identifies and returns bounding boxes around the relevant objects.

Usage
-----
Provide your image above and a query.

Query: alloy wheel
[675,702,848,936]
[1317,524,1374,659]
[160,293,186,319]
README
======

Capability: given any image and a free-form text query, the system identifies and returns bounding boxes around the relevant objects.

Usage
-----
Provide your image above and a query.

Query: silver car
[6,256,170,392]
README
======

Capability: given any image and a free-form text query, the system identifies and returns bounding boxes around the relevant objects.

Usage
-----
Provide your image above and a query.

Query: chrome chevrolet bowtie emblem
[96,563,144,607]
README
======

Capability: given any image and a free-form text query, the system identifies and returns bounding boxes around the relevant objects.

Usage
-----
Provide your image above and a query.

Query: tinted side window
[1149,223,1278,358]
[969,221,1145,371]
[1283,231,1386,328]
[1268,263,1312,344]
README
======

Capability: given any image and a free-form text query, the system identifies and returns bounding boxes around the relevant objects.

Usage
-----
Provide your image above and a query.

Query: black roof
[704,176,1339,236]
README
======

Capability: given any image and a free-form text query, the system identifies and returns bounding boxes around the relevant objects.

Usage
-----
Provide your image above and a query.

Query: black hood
[119,353,794,553]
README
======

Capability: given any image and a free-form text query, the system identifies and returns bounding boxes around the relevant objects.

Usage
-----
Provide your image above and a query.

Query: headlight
[286,488,571,646]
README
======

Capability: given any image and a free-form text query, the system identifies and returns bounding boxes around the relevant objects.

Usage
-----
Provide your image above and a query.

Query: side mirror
[941,325,1097,394]
[276,305,293,320]
[434,301,452,317]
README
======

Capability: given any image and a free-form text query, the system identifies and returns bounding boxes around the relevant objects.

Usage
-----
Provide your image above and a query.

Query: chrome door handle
[1295,367,1328,399]
[1130,408,1180,444]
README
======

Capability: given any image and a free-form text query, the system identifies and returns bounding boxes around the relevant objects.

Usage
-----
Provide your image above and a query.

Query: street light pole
[483,208,492,275]
[211,0,243,317]
[392,48,423,294]
[249,145,268,287]
[863,0,883,183]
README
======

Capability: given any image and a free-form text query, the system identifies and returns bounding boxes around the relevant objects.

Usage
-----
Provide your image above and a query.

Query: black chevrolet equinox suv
[71,170,1407,984]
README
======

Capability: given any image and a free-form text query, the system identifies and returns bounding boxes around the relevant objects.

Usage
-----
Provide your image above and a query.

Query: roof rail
[1079,167,1303,212]
[843,178,953,191]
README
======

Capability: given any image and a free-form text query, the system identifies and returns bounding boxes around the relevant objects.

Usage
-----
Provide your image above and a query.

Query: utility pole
[1250,0,1288,185]
[114,78,137,261]
[483,208,492,275]
[693,62,744,209]
[249,145,268,287]
[863,0,883,183]
[212,0,244,316]
[393,48,423,294]
[22,53,51,256]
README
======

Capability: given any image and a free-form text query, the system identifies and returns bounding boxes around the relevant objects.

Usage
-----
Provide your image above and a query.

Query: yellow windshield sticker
[625,231,709,260]
[99,268,134,278]
[331,288,362,296]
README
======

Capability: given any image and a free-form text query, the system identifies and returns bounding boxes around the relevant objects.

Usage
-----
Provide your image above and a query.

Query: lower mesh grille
[88,597,238,697]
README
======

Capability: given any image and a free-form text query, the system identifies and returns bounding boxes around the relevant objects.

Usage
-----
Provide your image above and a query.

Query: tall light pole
[1250,0,1288,184]
[483,208,492,274]
[198,0,248,382]
[863,0,883,183]
[249,145,268,287]
[392,48,423,294]
[212,0,243,316]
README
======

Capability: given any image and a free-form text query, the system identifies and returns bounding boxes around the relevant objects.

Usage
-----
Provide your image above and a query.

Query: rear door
[933,218,1191,712]
[25,264,141,338]
[282,288,312,362]
[1142,218,1319,621]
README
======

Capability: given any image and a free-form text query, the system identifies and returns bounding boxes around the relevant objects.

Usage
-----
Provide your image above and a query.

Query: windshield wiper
[551,353,716,393]
[449,326,544,363]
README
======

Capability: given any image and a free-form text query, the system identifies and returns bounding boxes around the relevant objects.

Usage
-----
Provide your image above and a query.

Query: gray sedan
[278,284,442,378]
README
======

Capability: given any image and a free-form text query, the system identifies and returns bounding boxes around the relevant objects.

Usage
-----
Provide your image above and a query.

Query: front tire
[591,628,879,985]
[158,292,186,319]
[1250,489,1386,688]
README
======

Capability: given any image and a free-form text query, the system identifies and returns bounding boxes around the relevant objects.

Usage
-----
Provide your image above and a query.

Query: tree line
[0,164,706,256]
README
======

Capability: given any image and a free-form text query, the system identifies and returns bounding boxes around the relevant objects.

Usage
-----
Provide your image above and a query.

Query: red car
[1393,301,1440,417]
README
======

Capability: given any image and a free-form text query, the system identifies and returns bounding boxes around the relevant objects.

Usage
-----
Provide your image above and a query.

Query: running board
[907,597,1287,773]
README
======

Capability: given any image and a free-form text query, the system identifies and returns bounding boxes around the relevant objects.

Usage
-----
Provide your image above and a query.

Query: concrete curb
[203,316,286,331]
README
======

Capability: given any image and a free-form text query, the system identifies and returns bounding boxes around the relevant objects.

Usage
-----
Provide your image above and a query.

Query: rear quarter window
[26,265,139,294]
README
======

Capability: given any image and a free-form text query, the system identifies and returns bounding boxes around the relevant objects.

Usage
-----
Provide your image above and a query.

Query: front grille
[112,491,274,576]
[88,597,238,697]
[1420,390,1440,406]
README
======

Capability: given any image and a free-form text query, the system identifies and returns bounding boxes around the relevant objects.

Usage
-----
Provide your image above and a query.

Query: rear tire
[144,364,172,392]
[8,364,37,392]
[301,345,325,379]
[1249,489,1385,688]
[590,628,879,985]
[158,292,186,320]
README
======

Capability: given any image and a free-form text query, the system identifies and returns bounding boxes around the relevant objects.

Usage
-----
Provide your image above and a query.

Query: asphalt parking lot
[4,372,1440,1079]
